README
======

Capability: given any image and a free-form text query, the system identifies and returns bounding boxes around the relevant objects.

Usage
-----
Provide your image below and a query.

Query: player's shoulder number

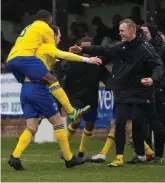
[19,24,32,37]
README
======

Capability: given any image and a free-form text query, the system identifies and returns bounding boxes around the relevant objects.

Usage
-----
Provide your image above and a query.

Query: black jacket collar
[122,29,145,49]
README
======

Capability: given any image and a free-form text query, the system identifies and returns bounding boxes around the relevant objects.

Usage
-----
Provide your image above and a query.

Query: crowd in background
[68,6,165,46]
[1,6,165,73]
[1,31,13,73]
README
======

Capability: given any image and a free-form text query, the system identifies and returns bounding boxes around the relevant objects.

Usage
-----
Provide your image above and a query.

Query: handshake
[69,45,102,65]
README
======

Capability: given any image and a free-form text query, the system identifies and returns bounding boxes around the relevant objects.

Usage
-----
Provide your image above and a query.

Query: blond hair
[120,18,136,32]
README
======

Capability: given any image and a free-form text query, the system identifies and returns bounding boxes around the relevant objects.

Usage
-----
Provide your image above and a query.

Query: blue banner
[79,86,114,128]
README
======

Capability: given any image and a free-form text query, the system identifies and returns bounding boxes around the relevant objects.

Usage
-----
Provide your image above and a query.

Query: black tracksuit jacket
[151,35,165,92]
[81,30,164,104]
[53,60,111,108]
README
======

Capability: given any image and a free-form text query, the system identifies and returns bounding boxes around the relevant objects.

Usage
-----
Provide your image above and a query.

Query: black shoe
[78,152,90,162]
[8,155,26,171]
[78,152,84,158]
[151,157,162,163]
[127,156,146,164]
[65,155,87,168]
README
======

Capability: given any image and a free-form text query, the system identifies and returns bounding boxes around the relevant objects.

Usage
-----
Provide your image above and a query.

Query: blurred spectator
[1,48,9,73]
[158,31,165,41]
[1,31,11,51]
[90,16,110,45]
[155,8,165,34]
[101,36,112,45]
[141,23,165,161]
[129,6,144,26]
[141,23,157,45]
[158,20,165,35]
[68,22,89,46]
[141,23,165,60]
[110,14,123,42]
[75,23,89,45]
[68,22,78,46]
[1,31,12,73]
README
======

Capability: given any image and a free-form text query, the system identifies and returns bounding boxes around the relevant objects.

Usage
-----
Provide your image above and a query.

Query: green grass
[1,138,165,182]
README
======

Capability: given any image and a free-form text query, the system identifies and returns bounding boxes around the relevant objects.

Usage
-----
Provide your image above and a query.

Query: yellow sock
[100,132,115,155]
[54,125,73,161]
[79,128,92,153]
[129,133,154,155]
[67,124,76,141]
[12,129,33,158]
[117,154,124,161]
[144,141,154,155]
[49,82,74,113]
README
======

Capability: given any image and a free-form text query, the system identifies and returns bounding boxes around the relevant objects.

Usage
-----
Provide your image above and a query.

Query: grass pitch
[1,138,165,182]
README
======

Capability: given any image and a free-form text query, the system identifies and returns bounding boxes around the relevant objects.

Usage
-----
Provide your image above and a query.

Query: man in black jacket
[69,19,165,167]
[141,23,165,162]
[54,37,111,158]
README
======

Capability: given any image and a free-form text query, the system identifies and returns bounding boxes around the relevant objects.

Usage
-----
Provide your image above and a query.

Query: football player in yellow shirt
[7,9,54,84]
[8,25,102,170]
[7,9,100,122]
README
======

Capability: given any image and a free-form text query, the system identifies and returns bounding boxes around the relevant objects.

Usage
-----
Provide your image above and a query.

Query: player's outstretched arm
[55,48,102,65]
[69,43,121,60]
[44,44,102,65]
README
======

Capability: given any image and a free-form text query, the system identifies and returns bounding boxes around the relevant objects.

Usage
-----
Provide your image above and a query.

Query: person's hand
[69,45,82,53]
[87,57,102,65]
[141,78,153,86]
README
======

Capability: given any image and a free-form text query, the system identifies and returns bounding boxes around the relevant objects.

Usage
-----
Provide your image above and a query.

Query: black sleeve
[143,42,165,82]
[82,45,108,56]
[160,46,165,89]
[100,65,112,85]
[150,56,164,82]
[161,45,165,66]
[99,64,113,91]
[81,43,120,60]
[160,74,165,89]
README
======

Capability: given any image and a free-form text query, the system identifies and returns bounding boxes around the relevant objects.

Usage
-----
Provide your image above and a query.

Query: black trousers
[145,91,165,157]
[115,103,132,155]
[144,125,152,149]
[115,102,165,156]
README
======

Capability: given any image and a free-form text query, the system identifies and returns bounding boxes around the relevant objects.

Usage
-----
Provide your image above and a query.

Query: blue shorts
[7,56,49,83]
[112,104,132,119]
[20,82,59,119]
